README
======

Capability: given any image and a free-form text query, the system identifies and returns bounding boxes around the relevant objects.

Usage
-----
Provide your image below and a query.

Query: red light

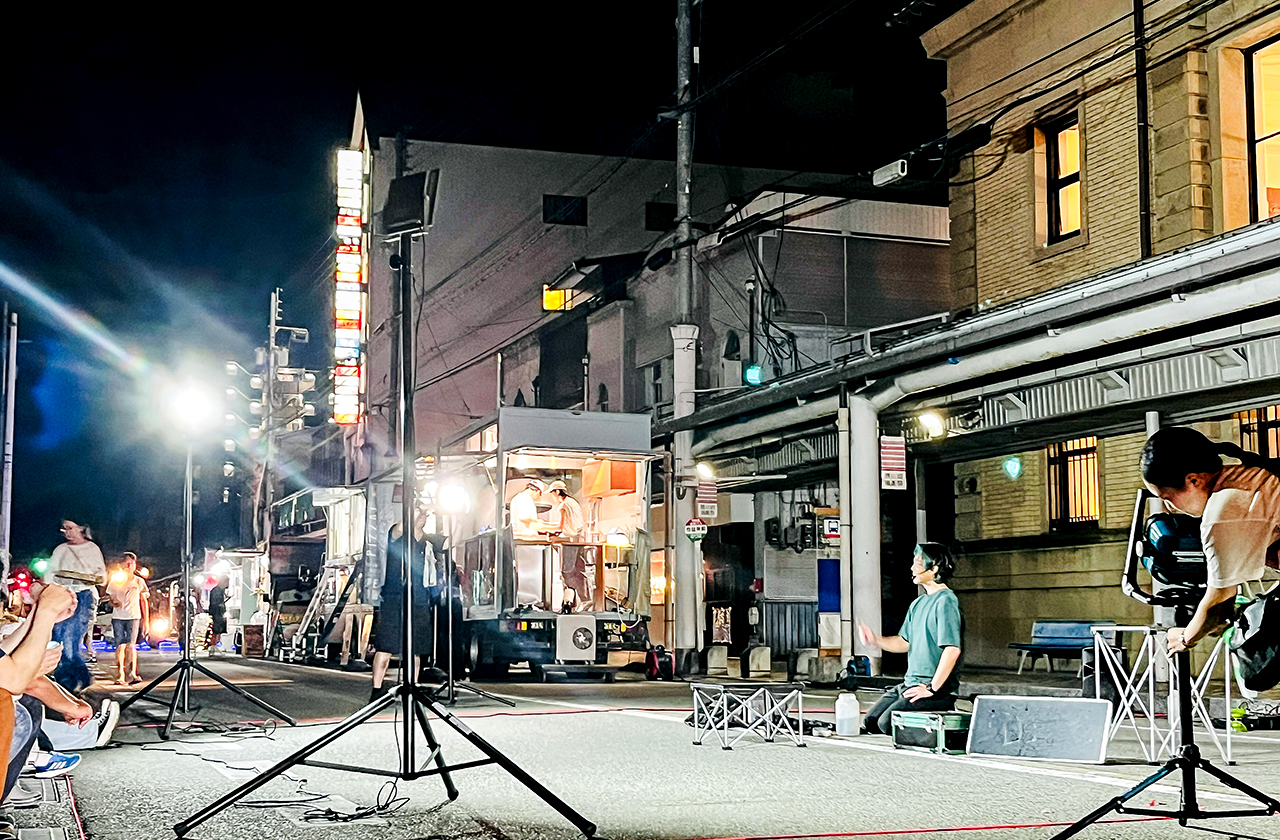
[336,243,361,256]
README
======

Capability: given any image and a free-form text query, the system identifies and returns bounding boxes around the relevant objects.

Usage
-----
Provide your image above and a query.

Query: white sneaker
[93,699,120,748]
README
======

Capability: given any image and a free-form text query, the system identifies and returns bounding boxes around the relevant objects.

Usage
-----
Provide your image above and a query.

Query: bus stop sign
[685,518,708,542]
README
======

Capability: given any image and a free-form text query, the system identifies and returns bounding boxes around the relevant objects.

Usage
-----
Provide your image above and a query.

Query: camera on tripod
[1122,489,1207,610]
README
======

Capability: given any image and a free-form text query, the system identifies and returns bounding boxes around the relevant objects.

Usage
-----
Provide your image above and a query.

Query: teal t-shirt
[899,587,963,695]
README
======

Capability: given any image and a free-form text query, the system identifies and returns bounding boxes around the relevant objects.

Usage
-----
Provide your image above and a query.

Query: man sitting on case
[858,542,964,736]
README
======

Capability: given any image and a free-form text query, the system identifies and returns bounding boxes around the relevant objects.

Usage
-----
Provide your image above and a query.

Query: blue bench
[1009,620,1116,674]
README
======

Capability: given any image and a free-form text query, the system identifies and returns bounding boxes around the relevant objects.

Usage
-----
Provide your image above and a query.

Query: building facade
[914,0,1280,667]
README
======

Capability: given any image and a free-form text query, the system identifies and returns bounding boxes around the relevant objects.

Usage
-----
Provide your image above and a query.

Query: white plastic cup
[835,692,861,736]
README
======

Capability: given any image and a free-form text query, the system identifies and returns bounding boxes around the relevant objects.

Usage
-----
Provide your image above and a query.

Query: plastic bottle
[835,693,861,736]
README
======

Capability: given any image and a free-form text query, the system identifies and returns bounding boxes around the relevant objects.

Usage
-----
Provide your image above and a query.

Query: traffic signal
[744,364,763,386]
[12,570,29,590]
[30,558,48,577]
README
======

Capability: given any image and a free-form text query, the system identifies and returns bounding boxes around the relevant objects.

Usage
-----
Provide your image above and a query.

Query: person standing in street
[369,507,434,704]
[105,553,148,684]
[206,576,228,653]
[43,520,106,692]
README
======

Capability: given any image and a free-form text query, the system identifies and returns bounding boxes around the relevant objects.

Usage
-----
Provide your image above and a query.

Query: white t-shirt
[1201,465,1280,588]
[510,490,541,538]
[46,541,106,594]
[106,574,149,620]
[552,495,585,539]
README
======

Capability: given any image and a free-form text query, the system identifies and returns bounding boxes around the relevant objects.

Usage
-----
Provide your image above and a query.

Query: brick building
[669,0,1280,673]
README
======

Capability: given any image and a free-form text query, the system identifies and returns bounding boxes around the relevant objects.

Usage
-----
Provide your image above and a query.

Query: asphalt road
[14,650,1280,840]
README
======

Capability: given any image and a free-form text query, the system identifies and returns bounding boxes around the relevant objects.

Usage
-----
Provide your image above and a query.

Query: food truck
[437,407,656,678]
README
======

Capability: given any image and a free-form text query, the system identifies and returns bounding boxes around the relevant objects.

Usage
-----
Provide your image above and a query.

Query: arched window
[598,383,610,412]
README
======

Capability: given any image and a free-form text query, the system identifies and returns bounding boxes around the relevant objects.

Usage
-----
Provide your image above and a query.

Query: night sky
[2,4,947,571]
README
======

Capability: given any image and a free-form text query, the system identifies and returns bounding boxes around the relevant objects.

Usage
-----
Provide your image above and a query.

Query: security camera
[389,254,403,270]
[872,159,908,187]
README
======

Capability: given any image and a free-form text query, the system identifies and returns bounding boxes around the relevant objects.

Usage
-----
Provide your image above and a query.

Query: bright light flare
[150,617,170,636]
[110,570,128,585]
[439,484,470,513]
[168,383,219,433]
[919,411,946,438]
[695,462,716,480]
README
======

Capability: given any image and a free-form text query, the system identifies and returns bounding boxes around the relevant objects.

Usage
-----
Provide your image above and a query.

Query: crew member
[858,542,963,735]
[1140,426,1280,654]
[546,480,588,609]
[369,507,434,704]
[509,478,546,539]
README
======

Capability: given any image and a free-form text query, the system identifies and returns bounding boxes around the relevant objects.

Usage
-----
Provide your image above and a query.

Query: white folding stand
[1092,625,1233,764]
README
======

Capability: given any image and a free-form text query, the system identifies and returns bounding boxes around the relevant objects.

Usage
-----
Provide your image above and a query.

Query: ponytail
[1141,426,1280,488]
[1215,440,1280,479]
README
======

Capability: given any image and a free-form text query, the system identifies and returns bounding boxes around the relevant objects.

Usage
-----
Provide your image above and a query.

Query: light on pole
[118,381,295,739]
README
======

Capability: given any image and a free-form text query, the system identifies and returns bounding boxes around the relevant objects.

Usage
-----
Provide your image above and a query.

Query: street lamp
[118,381,294,738]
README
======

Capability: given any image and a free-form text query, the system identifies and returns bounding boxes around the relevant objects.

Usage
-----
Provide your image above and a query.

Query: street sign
[684,518,708,542]
[696,480,718,519]
[880,435,908,490]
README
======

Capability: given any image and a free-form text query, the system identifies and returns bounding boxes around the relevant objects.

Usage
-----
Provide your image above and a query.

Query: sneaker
[28,751,80,778]
[3,780,41,809]
[94,699,120,748]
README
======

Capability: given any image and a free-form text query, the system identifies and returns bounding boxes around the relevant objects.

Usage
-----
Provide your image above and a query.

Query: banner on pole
[880,435,908,490]
[696,480,718,519]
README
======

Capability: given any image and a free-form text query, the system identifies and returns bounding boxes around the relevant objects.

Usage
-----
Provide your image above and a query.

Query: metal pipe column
[837,387,852,659]
[849,394,882,674]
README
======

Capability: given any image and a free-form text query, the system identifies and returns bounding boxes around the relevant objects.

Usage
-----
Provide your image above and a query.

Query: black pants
[863,683,956,735]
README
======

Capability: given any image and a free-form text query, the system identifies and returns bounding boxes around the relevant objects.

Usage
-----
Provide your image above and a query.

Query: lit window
[1046,116,1081,242]
[1249,36,1280,221]
[1236,405,1280,457]
[1047,437,1098,531]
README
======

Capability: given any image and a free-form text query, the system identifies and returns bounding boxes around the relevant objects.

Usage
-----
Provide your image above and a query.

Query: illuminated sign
[333,149,368,425]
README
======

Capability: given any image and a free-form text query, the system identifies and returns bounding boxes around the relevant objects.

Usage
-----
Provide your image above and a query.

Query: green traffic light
[30,558,48,576]
[744,365,763,386]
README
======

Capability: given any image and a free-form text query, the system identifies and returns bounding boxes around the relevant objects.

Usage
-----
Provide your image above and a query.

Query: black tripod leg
[1196,757,1280,812]
[422,696,596,838]
[160,665,191,741]
[117,660,184,712]
[412,692,459,800]
[175,691,398,837]
[190,661,297,725]
[1049,760,1181,840]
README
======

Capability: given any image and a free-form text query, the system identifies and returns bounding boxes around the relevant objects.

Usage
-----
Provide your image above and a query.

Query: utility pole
[671,0,702,675]
[0,308,15,569]
[263,288,280,547]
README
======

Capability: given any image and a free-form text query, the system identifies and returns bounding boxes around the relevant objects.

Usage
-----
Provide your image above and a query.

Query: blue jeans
[6,698,40,799]
[51,590,96,692]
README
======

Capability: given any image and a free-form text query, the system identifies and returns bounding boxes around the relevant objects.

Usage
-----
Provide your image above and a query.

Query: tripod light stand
[120,416,295,740]
[430,504,512,707]
[175,183,593,838]
[1052,491,1280,838]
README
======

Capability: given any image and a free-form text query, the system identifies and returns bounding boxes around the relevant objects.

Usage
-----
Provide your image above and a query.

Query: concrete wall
[954,539,1151,668]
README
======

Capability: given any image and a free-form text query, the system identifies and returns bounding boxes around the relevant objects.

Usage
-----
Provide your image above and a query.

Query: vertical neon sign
[333,149,367,425]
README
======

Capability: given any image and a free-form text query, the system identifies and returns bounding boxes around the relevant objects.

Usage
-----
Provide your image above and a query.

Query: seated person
[0,584,76,818]
[858,542,964,735]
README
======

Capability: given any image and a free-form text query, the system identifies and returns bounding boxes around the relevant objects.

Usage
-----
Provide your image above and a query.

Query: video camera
[1122,489,1207,609]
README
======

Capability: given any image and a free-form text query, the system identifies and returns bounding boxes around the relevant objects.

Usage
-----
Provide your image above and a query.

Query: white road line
[493,692,1260,806]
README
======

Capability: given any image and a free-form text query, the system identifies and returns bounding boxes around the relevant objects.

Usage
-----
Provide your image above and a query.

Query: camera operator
[1141,427,1280,655]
